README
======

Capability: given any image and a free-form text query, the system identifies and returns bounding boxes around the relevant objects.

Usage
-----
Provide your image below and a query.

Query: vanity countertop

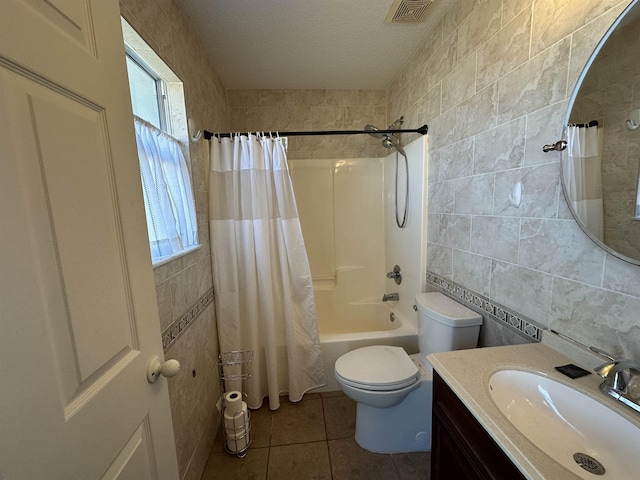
[428,343,640,480]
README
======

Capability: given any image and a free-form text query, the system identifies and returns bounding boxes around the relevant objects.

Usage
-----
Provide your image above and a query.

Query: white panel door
[0,1,180,479]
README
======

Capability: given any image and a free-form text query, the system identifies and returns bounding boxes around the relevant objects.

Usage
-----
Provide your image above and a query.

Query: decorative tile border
[162,288,215,351]
[426,272,543,342]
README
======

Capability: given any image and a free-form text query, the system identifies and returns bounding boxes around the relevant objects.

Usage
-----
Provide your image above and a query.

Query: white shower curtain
[209,133,326,410]
[564,125,604,241]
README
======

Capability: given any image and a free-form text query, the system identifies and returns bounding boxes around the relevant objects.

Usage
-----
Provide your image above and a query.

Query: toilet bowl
[334,292,482,453]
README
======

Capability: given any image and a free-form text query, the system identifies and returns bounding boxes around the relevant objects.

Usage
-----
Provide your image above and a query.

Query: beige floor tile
[322,395,356,440]
[392,451,431,479]
[328,437,400,480]
[200,447,268,480]
[270,398,326,445]
[249,405,273,448]
[267,442,332,480]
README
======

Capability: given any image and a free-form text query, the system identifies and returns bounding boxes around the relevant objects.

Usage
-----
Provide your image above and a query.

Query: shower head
[365,124,385,139]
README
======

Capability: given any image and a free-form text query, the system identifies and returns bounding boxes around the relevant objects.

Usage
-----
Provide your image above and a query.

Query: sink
[488,369,640,479]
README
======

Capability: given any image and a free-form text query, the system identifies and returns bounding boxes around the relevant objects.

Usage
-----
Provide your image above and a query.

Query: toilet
[334,292,482,453]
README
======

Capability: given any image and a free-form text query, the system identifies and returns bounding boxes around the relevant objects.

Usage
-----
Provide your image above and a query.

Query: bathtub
[313,302,419,392]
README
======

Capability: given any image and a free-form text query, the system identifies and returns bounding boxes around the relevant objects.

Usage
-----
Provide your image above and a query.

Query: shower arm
[203,125,428,140]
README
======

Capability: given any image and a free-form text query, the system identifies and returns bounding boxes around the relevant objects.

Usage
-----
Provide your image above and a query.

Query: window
[122,18,199,266]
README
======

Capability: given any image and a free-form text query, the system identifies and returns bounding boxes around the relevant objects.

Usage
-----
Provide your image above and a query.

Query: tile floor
[200,391,431,480]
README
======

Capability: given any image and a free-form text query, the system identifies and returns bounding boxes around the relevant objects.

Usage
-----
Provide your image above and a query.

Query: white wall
[383,136,428,325]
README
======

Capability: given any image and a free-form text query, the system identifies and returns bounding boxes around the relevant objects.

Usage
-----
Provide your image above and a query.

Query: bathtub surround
[119,1,228,479]
[388,0,640,359]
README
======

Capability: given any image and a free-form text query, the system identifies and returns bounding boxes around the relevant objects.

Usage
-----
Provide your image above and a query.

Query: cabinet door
[431,372,526,480]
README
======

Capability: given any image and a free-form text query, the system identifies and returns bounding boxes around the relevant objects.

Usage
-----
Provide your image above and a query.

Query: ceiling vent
[385,0,434,23]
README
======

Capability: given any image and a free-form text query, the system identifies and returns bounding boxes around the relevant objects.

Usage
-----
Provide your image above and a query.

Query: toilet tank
[415,292,483,357]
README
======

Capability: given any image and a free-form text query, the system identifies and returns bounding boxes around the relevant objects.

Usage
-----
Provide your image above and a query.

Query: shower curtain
[209,133,326,410]
[564,124,604,241]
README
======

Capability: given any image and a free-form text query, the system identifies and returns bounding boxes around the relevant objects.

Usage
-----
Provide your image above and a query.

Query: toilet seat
[334,345,419,392]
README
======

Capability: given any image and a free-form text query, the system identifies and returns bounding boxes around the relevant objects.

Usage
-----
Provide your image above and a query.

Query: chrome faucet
[594,355,640,414]
[382,293,399,302]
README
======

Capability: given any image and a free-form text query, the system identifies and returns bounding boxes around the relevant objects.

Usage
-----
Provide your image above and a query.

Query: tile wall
[119,1,229,479]
[387,0,640,358]
[227,89,387,159]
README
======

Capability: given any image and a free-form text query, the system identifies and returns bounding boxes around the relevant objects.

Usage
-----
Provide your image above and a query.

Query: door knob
[147,356,181,383]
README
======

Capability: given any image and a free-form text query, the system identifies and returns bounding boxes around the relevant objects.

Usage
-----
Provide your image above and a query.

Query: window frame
[122,17,200,267]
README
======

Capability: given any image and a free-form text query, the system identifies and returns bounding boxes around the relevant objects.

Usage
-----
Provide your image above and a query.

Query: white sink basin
[488,369,640,479]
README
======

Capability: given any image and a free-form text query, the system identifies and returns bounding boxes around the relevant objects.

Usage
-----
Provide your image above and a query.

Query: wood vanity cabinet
[431,371,526,480]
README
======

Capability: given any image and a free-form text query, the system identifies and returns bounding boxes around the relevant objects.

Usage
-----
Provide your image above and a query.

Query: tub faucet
[382,293,399,302]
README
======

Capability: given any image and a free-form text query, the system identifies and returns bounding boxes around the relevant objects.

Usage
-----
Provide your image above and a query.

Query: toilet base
[354,379,433,453]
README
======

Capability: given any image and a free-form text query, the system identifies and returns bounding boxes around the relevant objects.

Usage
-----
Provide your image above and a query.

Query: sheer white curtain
[564,124,604,241]
[134,117,198,261]
[209,134,326,410]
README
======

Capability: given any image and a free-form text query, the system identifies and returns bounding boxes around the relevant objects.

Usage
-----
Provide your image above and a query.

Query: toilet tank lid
[415,292,482,327]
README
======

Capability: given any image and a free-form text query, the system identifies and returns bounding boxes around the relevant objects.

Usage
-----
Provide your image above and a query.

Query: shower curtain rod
[203,124,428,141]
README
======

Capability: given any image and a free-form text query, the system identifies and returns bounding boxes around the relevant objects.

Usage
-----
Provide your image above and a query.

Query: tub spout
[382,293,399,302]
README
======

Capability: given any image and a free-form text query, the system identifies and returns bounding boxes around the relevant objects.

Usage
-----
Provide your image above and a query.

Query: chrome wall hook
[542,140,567,152]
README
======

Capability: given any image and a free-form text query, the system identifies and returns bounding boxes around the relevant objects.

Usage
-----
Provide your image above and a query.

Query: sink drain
[573,453,606,475]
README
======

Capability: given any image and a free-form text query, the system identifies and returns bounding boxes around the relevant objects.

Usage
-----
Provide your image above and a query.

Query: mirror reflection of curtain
[564,125,604,241]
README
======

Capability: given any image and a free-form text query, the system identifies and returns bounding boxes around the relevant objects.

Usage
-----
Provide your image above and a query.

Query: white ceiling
[179,0,449,90]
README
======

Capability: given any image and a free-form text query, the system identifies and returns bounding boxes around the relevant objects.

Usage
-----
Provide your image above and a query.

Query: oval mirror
[562,0,640,265]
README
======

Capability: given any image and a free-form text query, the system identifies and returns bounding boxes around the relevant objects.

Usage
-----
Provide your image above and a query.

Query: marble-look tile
[523,100,567,167]
[328,438,400,480]
[259,89,295,107]
[502,0,533,25]
[325,90,360,107]
[440,214,471,250]
[519,219,605,285]
[498,37,570,124]
[427,214,441,244]
[277,106,313,131]
[268,442,332,480]
[531,0,624,57]
[478,316,534,348]
[493,163,560,218]
[454,173,495,215]
[470,216,520,263]
[428,180,455,214]
[457,0,503,60]
[426,242,453,278]
[227,89,259,108]
[438,137,474,181]
[603,254,640,297]
[550,277,640,358]
[451,250,492,297]
[441,52,476,113]
[490,260,553,325]
[155,279,173,331]
[311,106,345,130]
[455,82,499,139]
[293,89,327,106]
[428,107,457,150]
[424,31,458,92]
[477,7,532,91]
[474,117,526,175]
